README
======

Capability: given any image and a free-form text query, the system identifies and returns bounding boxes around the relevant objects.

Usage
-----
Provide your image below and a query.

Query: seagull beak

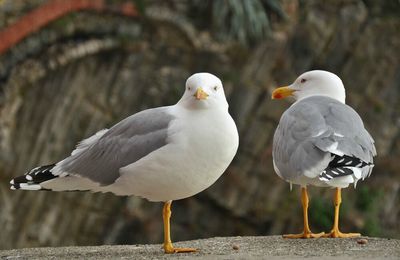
[272,86,295,99]
[194,87,209,100]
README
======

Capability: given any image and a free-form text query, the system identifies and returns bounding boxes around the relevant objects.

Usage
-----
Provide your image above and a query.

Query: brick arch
[0,0,138,55]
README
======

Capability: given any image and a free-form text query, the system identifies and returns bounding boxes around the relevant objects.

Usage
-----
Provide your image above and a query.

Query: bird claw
[323,229,361,238]
[164,243,197,254]
[283,231,325,239]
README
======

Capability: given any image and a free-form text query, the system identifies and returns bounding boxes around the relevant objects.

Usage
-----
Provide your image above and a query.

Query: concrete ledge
[1,236,399,259]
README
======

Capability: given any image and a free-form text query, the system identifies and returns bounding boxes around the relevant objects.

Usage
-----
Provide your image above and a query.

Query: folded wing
[273,96,376,183]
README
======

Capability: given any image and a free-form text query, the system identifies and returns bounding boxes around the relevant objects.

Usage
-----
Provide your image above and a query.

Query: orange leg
[323,188,361,238]
[283,187,325,238]
[163,201,197,253]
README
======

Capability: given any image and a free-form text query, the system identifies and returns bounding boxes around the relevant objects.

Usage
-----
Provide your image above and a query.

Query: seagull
[10,72,239,253]
[271,70,376,238]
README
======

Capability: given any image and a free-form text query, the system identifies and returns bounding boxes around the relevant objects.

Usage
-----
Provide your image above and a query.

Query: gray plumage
[273,95,376,183]
[56,107,175,185]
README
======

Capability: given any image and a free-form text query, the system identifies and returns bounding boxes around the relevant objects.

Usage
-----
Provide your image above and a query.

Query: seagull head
[272,70,346,103]
[178,73,228,109]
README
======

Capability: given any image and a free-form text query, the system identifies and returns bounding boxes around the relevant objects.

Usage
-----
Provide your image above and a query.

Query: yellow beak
[271,86,295,99]
[194,87,209,100]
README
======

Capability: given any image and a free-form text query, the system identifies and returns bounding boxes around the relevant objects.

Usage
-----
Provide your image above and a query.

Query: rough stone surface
[1,236,399,260]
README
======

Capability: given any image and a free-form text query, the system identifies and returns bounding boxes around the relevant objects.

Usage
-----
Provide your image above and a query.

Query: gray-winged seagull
[271,70,376,238]
[10,72,239,253]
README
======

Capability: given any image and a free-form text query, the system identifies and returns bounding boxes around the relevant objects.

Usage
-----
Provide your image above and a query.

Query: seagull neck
[176,101,229,112]
[295,94,346,104]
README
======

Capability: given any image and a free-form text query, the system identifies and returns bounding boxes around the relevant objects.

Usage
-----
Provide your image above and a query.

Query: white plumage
[10,72,239,253]
[11,73,239,202]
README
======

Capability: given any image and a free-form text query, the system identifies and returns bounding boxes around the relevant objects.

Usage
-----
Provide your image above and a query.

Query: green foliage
[309,188,385,237]
[132,0,146,15]
[187,0,286,45]
[131,0,285,45]
[309,196,332,230]
[355,186,384,237]
[362,217,382,237]
[355,186,377,211]
[212,0,270,44]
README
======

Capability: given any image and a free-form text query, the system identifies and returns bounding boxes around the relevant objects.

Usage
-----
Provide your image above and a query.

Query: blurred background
[0,0,399,250]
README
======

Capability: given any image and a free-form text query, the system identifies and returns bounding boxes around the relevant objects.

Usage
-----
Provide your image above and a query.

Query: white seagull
[10,72,239,253]
[272,70,376,238]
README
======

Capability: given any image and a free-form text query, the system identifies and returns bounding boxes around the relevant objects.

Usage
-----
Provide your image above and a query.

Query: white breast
[108,106,239,202]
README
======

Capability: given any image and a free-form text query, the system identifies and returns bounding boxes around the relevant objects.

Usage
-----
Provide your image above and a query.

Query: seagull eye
[213,86,218,91]
[300,79,307,83]
[187,86,192,91]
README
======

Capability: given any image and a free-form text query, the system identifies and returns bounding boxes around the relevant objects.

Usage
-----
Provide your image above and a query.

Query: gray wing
[273,96,376,180]
[56,106,175,185]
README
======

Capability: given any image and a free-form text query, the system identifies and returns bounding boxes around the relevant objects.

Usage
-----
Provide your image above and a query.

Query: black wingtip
[10,163,58,190]
[319,154,374,182]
